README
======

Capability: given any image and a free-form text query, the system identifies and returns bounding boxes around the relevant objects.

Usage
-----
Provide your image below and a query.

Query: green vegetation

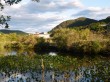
[52,28,110,54]
[0,33,38,49]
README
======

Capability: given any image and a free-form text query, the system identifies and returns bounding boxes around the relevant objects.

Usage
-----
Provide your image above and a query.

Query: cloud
[73,7,110,19]
[21,0,84,13]
[8,12,65,32]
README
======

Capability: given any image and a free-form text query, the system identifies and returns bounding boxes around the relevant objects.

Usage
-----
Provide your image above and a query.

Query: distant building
[34,32,50,39]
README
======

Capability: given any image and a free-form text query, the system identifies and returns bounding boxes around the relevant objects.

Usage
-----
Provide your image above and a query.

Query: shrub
[34,38,50,51]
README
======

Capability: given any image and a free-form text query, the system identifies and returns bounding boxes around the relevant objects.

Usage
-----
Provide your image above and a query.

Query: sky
[1,0,110,33]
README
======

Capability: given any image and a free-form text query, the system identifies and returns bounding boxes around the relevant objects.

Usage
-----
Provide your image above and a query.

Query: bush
[34,38,50,51]
[51,28,110,55]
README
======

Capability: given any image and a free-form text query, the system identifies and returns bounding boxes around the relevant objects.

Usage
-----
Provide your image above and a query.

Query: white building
[35,32,50,39]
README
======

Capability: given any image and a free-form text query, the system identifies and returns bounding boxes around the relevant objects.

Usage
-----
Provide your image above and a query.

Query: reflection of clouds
[0,66,99,82]
[49,52,57,56]
[0,70,88,82]
[6,73,27,82]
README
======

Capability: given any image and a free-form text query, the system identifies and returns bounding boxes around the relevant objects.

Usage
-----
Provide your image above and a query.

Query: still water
[0,49,109,82]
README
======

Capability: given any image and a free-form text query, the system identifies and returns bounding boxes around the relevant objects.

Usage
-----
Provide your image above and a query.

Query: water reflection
[0,69,95,82]
[0,48,85,57]
[49,52,57,56]
[0,49,109,82]
[0,48,37,56]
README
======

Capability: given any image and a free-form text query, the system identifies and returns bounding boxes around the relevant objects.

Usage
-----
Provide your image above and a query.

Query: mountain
[0,29,27,35]
[52,17,97,31]
[99,16,110,23]
[51,16,110,32]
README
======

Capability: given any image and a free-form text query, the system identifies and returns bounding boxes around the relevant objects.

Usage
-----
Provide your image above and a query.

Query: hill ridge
[52,16,110,31]
[0,29,27,35]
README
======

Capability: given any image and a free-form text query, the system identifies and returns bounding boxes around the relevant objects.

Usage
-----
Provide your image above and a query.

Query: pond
[0,48,110,82]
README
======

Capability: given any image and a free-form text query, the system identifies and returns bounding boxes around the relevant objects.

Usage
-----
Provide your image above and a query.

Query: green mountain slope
[52,17,97,30]
[0,29,27,35]
[51,16,110,32]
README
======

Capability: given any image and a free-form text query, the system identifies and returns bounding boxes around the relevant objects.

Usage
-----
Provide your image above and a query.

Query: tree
[0,0,39,28]
[0,15,10,28]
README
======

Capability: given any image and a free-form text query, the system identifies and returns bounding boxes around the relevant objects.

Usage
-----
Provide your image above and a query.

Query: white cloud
[11,4,22,9]
[73,7,110,19]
